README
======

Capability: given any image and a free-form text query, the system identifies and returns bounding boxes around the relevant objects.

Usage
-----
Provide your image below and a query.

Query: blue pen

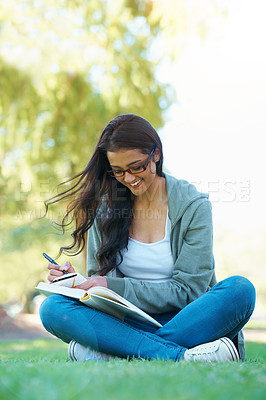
[42,252,68,274]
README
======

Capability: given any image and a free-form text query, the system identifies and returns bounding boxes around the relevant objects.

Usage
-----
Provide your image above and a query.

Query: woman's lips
[129,178,143,188]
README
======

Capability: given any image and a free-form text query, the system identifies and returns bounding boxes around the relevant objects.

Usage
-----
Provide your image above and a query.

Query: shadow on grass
[0,339,265,363]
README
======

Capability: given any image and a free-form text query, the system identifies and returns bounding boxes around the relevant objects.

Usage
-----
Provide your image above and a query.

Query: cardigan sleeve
[86,219,101,276]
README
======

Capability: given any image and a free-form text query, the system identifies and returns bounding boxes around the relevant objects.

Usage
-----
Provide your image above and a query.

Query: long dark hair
[45,114,164,275]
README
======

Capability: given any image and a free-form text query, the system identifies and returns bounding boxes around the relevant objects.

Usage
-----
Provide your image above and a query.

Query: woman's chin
[127,180,146,195]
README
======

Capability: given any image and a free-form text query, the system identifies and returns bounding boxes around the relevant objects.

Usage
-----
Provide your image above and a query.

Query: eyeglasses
[108,148,156,178]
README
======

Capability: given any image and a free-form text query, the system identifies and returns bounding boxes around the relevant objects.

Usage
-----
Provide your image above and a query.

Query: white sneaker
[68,340,113,362]
[183,337,239,363]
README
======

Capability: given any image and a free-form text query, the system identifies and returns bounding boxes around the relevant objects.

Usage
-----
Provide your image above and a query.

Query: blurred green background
[0,0,265,320]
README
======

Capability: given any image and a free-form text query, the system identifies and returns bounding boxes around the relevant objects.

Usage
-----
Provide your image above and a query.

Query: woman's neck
[134,175,167,209]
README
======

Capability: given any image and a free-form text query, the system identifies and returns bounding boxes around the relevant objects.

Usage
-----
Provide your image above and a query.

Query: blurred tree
[0,0,171,218]
[0,0,227,216]
[0,0,172,304]
[0,0,229,305]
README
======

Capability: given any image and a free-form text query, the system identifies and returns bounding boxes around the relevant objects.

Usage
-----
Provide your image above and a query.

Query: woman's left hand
[75,276,107,291]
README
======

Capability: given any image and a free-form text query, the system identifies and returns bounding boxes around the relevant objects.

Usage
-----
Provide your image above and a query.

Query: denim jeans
[39,275,255,361]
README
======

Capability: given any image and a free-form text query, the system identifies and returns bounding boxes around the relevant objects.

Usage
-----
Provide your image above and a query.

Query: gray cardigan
[87,173,216,313]
[86,173,245,359]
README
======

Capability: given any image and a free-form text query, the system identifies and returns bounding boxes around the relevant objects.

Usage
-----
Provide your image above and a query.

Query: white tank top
[118,213,174,281]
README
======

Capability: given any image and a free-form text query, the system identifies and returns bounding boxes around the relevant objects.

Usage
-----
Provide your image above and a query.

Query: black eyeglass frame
[107,147,156,178]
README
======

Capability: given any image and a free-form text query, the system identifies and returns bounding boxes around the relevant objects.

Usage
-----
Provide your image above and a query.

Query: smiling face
[107,148,161,197]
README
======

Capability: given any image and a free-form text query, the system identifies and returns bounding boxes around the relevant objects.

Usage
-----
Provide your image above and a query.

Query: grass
[0,340,265,400]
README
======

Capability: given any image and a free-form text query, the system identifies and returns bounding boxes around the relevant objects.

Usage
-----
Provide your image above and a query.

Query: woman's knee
[222,275,256,309]
[39,294,66,328]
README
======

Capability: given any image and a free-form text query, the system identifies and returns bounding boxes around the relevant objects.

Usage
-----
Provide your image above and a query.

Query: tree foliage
[0,0,172,216]
[0,0,229,305]
[0,0,228,216]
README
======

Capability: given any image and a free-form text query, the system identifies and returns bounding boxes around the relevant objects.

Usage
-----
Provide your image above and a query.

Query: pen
[42,252,68,274]
[51,273,77,284]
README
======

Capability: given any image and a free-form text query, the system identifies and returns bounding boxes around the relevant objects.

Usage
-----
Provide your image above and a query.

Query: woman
[40,114,255,362]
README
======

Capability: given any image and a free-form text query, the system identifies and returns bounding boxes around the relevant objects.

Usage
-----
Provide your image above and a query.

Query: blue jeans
[39,276,255,361]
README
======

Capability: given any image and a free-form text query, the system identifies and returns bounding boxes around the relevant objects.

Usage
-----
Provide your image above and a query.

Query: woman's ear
[153,147,161,163]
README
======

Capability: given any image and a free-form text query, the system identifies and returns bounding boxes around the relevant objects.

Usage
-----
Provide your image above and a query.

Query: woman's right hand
[47,261,75,282]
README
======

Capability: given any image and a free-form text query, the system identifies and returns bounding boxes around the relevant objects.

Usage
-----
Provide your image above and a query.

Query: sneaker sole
[68,340,118,362]
[220,337,239,362]
[68,340,77,361]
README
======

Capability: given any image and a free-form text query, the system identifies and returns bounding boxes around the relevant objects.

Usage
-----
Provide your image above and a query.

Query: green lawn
[0,339,265,400]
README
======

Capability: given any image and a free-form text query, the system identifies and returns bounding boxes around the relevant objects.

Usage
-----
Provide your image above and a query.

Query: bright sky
[159,0,266,232]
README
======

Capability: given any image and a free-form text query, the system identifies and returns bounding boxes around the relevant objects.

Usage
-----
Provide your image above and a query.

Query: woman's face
[107,148,160,197]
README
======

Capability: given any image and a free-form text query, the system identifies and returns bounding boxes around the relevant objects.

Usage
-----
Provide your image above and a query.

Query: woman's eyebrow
[110,159,142,168]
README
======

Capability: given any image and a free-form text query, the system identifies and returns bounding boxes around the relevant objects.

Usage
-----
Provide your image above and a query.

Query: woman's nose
[123,171,135,183]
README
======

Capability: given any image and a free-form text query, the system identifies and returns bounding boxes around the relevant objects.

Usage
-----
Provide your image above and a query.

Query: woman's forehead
[107,148,145,166]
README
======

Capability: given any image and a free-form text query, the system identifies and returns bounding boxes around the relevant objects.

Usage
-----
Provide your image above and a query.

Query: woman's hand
[75,276,107,290]
[47,261,75,282]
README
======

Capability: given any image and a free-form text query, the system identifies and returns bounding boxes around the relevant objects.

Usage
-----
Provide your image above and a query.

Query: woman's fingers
[47,262,61,271]
[46,261,75,282]
[47,268,63,282]
[61,261,75,274]
[49,268,63,276]
[47,263,64,282]
[47,262,75,273]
